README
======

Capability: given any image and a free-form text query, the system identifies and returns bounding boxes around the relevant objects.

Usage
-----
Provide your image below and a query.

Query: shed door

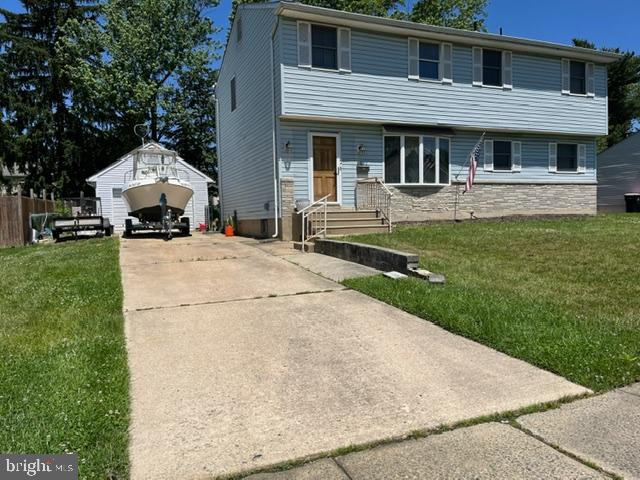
[312,136,337,202]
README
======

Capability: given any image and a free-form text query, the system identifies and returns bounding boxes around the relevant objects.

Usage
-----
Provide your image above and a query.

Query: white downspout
[270,18,279,238]
[214,91,224,231]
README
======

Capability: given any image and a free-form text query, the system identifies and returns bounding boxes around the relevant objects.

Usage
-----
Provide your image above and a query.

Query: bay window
[384,135,450,185]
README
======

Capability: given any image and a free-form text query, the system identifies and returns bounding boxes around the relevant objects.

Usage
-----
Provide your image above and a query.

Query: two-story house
[216,1,618,239]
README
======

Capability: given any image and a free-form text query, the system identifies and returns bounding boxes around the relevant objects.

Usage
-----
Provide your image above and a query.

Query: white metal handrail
[356,177,393,232]
[299,194,330,251]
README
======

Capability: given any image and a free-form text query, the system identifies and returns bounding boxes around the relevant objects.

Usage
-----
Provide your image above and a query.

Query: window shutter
[549,143,557,172]
[297,21,311,68]
[561,59,570,94]
[484,140,493,171]
[441,43,453,84]
[408,38,419,80]
[512,141,522,171]
[338,28,351,72]
[502,51,513,90]
[586,63,595,97]
[578,144,587,172]
[473,47,482,86]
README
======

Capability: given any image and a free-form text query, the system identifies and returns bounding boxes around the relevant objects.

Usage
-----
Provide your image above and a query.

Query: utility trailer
[52,216,113,240]
[124,213,190,240]
[51,197,113,241]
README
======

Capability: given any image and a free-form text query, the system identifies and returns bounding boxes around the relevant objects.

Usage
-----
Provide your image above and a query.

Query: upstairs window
[557,144,578,171]
[570,61,586,95]
[473,48,512,89]
[482,49,502,86]
[562,59,594,96]
[230,77,237,111]
[311,25,338,70]
[419,42,440,80]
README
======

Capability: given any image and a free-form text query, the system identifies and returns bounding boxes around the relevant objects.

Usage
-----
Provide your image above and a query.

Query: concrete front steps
[325,208,389,236]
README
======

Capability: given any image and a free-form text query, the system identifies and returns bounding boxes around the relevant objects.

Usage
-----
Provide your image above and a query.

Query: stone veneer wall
[280,177,295,241]
[385,183,597,222]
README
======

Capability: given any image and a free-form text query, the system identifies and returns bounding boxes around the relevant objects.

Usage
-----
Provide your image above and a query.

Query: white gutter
[270,17,280,238]
[276,3,621,64]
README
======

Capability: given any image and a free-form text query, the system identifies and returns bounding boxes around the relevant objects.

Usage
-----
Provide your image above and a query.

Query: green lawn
[344,214,640,392]
[0,238,129,479]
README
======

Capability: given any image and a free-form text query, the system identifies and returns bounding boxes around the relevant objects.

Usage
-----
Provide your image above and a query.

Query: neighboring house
[216,2,618,239]
[0,164,26,194]
[597,133,640,212]
[87,142,214,230]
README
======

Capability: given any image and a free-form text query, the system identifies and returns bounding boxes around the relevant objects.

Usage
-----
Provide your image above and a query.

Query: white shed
[87,142,214,230]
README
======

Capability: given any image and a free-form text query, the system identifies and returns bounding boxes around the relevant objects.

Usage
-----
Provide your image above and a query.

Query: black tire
[105,226,113,237]
[180,217,190,236]
[52,229,60,241]
[124,219,133,238]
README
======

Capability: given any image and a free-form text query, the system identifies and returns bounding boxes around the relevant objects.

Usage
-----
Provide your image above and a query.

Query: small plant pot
[225,224,235,237]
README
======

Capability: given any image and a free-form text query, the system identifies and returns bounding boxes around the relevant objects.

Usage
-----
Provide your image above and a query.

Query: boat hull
[122,178,193,222]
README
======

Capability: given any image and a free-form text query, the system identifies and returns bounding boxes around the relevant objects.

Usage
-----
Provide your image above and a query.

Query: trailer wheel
[52,229,60,241]
[124,219,133,238]
[180,217,190,236]
[105,226,113,237]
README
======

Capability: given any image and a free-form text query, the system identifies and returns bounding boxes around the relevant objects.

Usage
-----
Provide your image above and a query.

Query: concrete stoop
[324,209,389,235]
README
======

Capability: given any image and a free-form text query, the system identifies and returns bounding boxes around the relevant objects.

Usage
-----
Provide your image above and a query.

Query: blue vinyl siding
[280,19,608,136]
[217,5,278,221]
[278,120,384,205]
[278,120,596,205]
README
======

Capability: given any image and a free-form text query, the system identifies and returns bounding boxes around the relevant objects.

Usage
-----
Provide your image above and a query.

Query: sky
[2,0,640,66]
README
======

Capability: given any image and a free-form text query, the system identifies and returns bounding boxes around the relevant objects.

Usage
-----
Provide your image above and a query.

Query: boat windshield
[133,147,179,179]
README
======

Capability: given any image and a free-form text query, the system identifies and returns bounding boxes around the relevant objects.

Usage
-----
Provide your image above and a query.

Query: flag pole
[454,132,485,222]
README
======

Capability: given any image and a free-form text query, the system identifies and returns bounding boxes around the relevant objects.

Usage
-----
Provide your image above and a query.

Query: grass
[343,214,640,392]
[0,238,129,479]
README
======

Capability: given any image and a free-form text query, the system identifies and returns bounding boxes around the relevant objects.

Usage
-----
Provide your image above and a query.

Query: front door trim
[308,131,342,205]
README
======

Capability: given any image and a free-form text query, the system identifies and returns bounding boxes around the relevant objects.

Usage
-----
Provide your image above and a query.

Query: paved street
[120,233,589,479]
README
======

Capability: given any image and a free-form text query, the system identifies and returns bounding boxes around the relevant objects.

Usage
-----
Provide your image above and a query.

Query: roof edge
[276,2,621,64]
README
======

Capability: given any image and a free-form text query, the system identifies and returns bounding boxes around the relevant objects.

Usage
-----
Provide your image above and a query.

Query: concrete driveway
[120,234,588,479]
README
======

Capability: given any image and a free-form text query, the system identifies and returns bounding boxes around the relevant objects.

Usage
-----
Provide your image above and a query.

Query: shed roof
[86,142,214,186]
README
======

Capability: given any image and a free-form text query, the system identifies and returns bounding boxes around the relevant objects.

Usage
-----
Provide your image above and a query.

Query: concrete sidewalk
[248,384,640,479]
[120,234,589,479]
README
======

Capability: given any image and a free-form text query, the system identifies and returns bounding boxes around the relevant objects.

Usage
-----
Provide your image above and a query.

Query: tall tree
[573,38,640,150]
[409,0,488,30]
[0,0,98,195]
[61,0,220,175]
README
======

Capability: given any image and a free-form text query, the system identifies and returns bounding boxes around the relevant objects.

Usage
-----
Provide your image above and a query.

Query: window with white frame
[483,139,521,172]
[384,135,450,185]
[569,61,586,95]
[473,47,513,89]
[419,42,440,80]
[562,59,595,97]
[408,39,452,83]
[298,22,351,72]
[557,143,578,171]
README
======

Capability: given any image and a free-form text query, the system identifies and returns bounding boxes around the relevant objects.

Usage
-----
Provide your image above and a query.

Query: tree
[0,1,99,195]
[409,0,488,30]
[573,38,640,150]
[61,0,220,175]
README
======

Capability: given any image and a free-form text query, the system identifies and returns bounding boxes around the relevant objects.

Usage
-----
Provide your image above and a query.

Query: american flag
[464,135,484,194]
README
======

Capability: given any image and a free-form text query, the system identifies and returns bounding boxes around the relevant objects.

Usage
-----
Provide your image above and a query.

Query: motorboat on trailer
[121,142,193,238]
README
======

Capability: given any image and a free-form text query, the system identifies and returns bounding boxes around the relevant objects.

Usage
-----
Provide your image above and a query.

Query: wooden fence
[0,195,56,246]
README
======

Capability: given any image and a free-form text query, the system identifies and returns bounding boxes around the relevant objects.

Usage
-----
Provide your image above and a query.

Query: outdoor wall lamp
[284,141,292,151]
[356,144,366,154]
